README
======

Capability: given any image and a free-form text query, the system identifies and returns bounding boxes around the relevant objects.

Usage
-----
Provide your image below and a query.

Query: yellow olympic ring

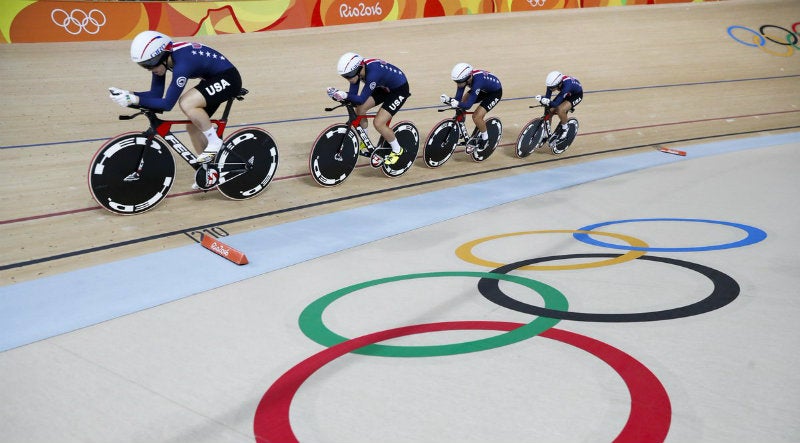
[753,33,795,57]
[455,230,649,271]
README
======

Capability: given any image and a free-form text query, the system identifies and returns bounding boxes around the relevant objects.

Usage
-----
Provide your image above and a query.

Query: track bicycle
[88,88,279,215]
[422,107,502,167]
[308,100,419,187]
[515,104,579,158]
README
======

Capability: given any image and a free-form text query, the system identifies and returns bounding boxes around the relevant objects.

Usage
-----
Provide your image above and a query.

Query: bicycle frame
[326,101,392,158]
[126,95,238,170]
[445,107,473,144]
[515,103,577,158]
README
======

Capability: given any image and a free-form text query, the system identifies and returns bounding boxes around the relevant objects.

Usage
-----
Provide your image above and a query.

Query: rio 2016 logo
[727,23,800,57]
[339,1,384,18]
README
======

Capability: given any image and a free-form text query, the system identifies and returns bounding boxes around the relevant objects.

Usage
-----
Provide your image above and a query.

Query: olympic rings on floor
[257,217,764,442]
[478,253,739,322]
[574,218,767,252]
[254,323,671,443]
[299,271,567,357]
[455,230,649,271]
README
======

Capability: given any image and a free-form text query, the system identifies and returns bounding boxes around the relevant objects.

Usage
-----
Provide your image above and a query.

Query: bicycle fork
[334,124,382,162]
[123,132,157,182]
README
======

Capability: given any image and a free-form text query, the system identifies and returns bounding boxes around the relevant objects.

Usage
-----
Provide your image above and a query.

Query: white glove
[535,95,550,106]
[327,87,347,102]
[448,98,459,108]
[109,87,138,107]
[440,94,450,104]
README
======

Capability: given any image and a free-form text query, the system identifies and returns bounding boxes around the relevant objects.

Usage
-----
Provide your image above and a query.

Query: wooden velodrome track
[1,0,798,285]
[0,1,800,284]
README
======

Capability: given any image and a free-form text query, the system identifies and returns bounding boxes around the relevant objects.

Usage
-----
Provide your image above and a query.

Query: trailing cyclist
[535,70,583,146]
[440,62,503,154]
[326,52,411,166]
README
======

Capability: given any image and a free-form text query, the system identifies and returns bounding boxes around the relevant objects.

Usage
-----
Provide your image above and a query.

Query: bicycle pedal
[370,153,384,168]
[194,166,220,190]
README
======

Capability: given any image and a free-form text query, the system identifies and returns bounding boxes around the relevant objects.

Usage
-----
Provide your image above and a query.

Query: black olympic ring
[478,253,739,322]
[760,25,799,46]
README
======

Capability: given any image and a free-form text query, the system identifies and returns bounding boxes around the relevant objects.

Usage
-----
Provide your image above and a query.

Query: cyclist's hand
[327,87,347,102]
[109,87,139,107]
[535,95,550,106]
[448,98,459,108]
[440,93,450,104]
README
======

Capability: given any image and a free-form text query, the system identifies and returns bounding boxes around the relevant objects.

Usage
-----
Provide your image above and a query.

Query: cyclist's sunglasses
[138,53,167,70]
[341,69,360,79]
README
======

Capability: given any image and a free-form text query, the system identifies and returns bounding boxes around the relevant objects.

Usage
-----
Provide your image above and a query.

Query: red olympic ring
[253,322,671,442]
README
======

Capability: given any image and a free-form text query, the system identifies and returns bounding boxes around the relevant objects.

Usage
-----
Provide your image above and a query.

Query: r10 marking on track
[185,226,230,243]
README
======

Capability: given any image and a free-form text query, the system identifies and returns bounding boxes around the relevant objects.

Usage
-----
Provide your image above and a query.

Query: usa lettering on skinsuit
[205,79,231,95]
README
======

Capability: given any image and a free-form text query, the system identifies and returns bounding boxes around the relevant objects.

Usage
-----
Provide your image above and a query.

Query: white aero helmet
[545,70,563,88]
[337,52,364,79]
[451,62,473,82]
[131,30,172,69]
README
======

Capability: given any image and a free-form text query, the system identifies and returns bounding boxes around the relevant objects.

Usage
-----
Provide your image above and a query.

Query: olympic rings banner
[1,0,712,44]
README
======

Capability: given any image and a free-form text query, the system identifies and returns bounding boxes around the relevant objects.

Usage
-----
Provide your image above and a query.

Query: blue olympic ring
[573,218,767,252]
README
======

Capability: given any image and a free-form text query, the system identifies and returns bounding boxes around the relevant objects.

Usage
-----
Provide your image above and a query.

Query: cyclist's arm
[550,82,578,107]
[136,70,188,111]
[348,71,381,105]
[454,85,466,102]
[134,74,166,101]
[458,77,487,109]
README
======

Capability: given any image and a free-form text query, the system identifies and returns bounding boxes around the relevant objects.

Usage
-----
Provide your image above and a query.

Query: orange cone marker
[659,147,686,156]
[201,235,249,265]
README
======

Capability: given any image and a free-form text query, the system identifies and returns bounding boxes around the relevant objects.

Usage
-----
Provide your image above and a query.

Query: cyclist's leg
[375,85,410,165]
[185,122,205,151]
[472,106,488,133]
[179,90,214,152]
[186,68,242,162]
[373,108,396,145]
[471,91,500,151]
[557,101,573,125]
[355,96,377,131]
[353,96,378,155]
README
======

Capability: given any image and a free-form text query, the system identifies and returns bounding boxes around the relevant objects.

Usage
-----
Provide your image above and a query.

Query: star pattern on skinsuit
[190,50,226,61]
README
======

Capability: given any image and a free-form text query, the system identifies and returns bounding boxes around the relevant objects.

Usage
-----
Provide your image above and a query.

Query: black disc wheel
[88,132,175,215]
[216,128,279,200]
[515,118,546,158]
[471,117,503,162]
[422,119,459,168]
[309,124,359,187]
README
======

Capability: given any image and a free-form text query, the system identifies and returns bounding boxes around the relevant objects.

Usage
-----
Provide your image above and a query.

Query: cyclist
[440,62,502,154]
[108,30,242,165]
[326,52,410,166]
[535,70,583,145]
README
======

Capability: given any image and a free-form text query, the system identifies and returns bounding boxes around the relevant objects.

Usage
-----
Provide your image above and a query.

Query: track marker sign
[201,235,249,265]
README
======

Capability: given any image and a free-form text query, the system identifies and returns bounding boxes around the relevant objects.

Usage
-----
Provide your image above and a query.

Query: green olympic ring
[299,271,568,357]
